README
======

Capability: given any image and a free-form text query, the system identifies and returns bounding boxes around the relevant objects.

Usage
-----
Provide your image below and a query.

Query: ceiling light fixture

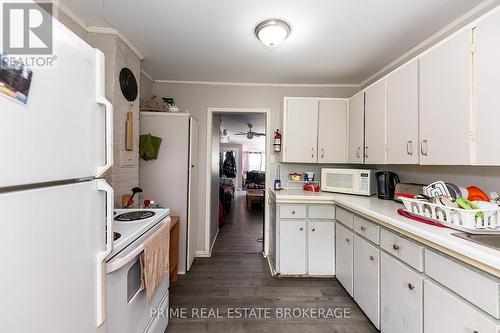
[255,19,291,47]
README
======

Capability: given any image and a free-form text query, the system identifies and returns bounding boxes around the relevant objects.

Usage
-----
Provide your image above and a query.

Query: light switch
[120,151,135,168]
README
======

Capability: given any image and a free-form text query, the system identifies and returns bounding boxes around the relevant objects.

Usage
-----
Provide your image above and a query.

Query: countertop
[271,188,500,277]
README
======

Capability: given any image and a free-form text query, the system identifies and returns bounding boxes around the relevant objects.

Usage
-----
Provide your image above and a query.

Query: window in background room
[248,152,265,171]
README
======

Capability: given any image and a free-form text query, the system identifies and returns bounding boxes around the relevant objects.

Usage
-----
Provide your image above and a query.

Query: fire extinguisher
[273,129,281,152]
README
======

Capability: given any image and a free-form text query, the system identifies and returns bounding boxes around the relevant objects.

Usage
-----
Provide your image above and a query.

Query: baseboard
[209,228,219,254]
[195,250,210,257]
[266,255,277,276]
[195,228,219,258]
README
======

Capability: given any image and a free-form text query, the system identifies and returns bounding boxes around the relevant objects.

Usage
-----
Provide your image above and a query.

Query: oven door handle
[106,244,144,273]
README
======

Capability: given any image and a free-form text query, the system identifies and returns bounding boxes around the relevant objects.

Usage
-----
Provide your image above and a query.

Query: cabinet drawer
[279,205,306,219]
[381,253,423,333]
[354,216,380,244]
[336,207,354,229]
[380,229,424,272]
[425,250,500,318]
[424,280,499,333]
[309,205,335,219]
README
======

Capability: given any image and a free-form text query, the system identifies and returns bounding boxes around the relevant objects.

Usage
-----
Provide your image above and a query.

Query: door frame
[205,107,272,257]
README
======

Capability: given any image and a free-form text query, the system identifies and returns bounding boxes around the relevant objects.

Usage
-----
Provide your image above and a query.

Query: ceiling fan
[235,123,265,139]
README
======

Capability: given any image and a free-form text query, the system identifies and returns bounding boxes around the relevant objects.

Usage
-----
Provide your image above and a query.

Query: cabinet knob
[393,244,400,250]
[311,228,316,232]
[321,148,325,158]
[356,147,361,158]
[408,283,415,290]
[346,238,350,243]
[369,255,375,261]
[291,210,295,214]
[311,148,315,158]
[299,227,303,231]
[360,226,367,231]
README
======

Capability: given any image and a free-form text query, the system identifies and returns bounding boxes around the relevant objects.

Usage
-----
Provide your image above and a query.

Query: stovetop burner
[114,210,156,222]
[114,232,121,241]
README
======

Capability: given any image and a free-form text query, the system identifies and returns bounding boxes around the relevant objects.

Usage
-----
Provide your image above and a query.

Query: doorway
[205,108,271,256]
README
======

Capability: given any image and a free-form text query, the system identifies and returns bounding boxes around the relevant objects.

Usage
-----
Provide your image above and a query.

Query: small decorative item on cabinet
[303,182,320,192]
[288,173,302,181]
[273,129,282,152]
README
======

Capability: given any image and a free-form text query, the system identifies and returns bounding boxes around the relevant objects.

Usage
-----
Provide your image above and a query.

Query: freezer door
[0,15,112,187]
[0,179,113,333]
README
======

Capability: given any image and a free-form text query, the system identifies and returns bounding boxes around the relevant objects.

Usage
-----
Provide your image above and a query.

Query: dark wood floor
[166,192,378,333]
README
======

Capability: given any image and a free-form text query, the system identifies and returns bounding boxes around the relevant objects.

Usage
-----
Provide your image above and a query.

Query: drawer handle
[408,283,415,290]
[356,147,361,158]
[291,210,296,215]
[311,228,316,232]
[321,148,325,158]
[299,227,303,231]
[393,244,400,250]
[360,226,367,231]
[369,255,374,261]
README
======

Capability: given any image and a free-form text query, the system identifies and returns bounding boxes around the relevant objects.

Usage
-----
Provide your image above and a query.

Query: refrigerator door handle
[95,50,113,177]
[96,179,114,326]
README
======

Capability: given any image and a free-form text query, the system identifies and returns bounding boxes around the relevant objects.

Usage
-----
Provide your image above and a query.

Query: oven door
[106,223,170,333]
[321,170,361,194]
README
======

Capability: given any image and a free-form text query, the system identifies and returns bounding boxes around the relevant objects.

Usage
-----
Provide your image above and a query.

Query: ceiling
[61,0,485,84]
[219,114,266,151]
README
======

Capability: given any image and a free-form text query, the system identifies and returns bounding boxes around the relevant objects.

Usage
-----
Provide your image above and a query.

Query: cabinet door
[381,253,423,333]
[364,80,387,164]
[387,59,419,164]
[318,99,347,163]
[353,235,380,329]
[307,221,335,276]
[283,99,319,163]
[419,29,472,165]
[424,280,499,333]
[335,223,353,296]
[348,92,365,164]
[279,220,306,275]
[473,10,500,165]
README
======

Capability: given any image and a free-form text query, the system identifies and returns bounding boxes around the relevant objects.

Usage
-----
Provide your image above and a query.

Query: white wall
[152,82,359,252]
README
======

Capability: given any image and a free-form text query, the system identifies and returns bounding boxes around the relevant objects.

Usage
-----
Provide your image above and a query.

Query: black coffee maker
[375,171,400,200]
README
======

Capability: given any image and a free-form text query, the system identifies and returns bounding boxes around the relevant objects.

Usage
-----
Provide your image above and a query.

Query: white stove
[106,208,171,333]
[109,208,170,260]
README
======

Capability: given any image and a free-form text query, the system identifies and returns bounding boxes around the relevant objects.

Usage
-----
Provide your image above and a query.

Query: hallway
[213,191,264,254]
[166,193,377,333]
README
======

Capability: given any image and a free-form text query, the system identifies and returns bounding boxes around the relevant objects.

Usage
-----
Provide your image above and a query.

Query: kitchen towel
[140,221,170,304]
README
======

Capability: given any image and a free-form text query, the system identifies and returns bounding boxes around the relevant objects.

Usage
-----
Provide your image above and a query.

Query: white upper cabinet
[419,29,472,165]
[364,79,387,164]
[318,99,348,163]
[472,9,500,165]
[283,98,319,163]
[348,92,365,164]
[387,59,419,164]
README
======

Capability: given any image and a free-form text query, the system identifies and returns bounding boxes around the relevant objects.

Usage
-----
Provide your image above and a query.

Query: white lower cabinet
[335,222,353,296]
[308,221,335,275]
[424,280,500,333]
[353,235,380,329]
[381,253,423,333]
[279,220,306,275]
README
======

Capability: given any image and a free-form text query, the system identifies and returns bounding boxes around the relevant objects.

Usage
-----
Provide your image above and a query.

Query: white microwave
[321,168,376,196]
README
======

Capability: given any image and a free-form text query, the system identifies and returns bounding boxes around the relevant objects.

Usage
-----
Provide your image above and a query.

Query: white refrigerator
[0,8,114,333]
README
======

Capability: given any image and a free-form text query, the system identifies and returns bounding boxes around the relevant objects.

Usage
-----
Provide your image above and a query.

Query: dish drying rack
[399,197,500,231]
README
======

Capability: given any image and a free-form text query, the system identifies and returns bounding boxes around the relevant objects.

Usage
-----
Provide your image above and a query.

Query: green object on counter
[140,134,162,160]
[455,197,484,218]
